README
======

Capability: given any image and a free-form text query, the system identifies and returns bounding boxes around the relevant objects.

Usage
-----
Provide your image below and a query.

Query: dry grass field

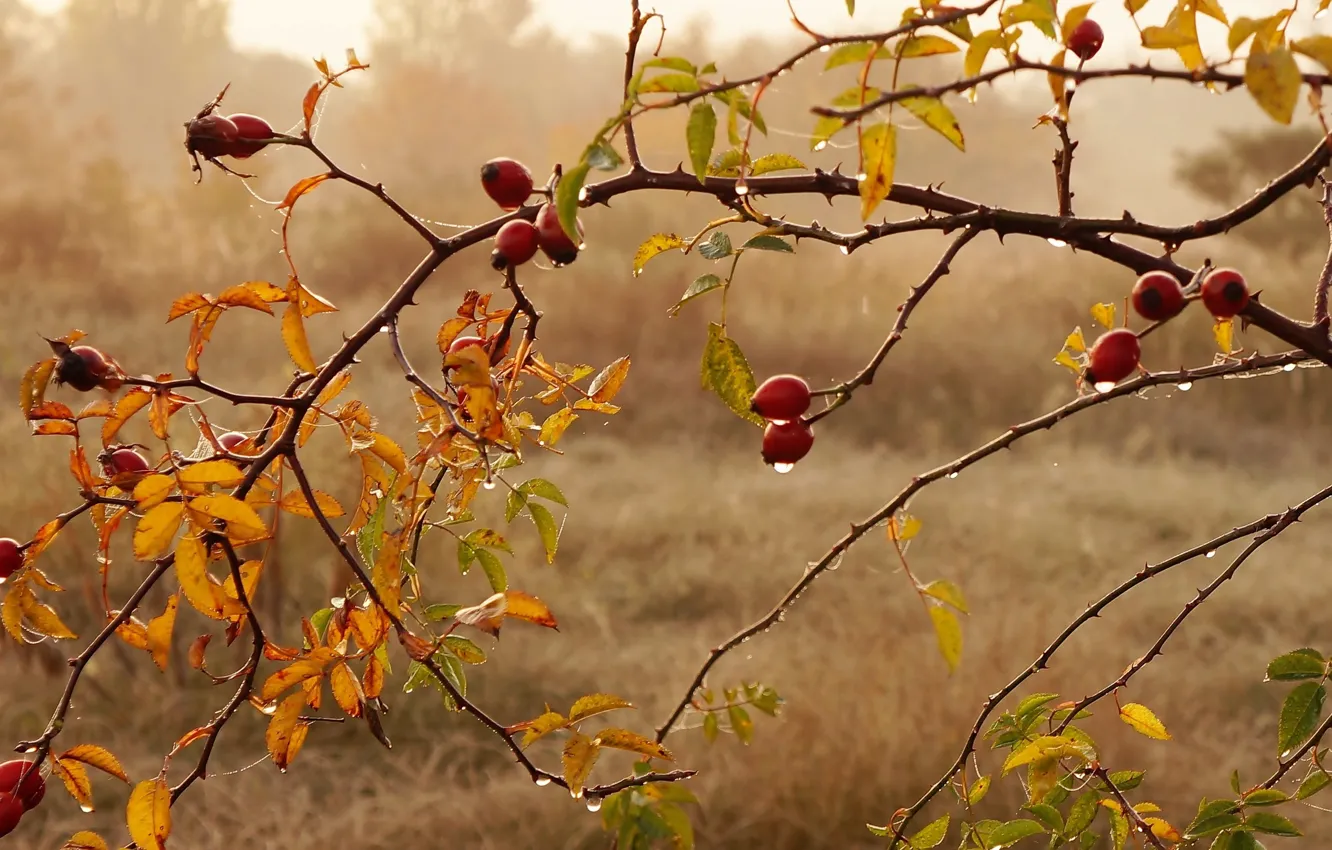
[2,2,1332,848]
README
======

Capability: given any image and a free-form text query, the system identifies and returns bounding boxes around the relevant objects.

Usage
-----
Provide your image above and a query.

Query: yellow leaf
[19,591,77,639]
[1054,350,1083,374]
[896,34,961,57]
[1143,817,1182,843]
[361,432,408,475]
[221,559,263,610]
[1003,734,1094,774]
[928,604,963,673]
[133,503,185,560]
[125,779,171,850]
[964,29,1003,78]
[1195,0,1227,25]
[539,408,579,448]
[282,300,318,373]
[1061,3,1096,39]
[176,460,246,488]
[633,233,686,277]
[132,475,175,511]
[888,514,922,542]
[62,831,110,850]
[1245,44,1302,124]
[146,594,178,671]
[188,494,270,542]
[1134,803,1162,814]
[561,730,600,797]
[278,489,346,519]
[1119,702,1171,740]
[101,388,152,446]
[899,96,965,151]
[1065,327,1087,352]
[518,710,567,748]
[265,692,308,771]
[260,648,339,701]
[594,727,673,761]
[59,745,130,783]
[1214,317,1235,353]
[588,356,632,403]
[569,693,635,724]
[330,662,363,717]
[115,617,150,652]
[858,122,897,221]
[1090,302,1116,329]
[174,535,226,620]
[435,317,473,355]
[2,585,27,643]
[503,590,559,630]
[1292,35,1332,73]
[922,579,968,613]
[1027,756,1060,803]
[52,757,94,811]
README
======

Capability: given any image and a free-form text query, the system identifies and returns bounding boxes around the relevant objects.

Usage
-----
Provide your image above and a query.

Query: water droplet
[1315,6,1327,19]
[378,324,390,333]
[535,777,552,787]
[261,701,278,715]
[947,472,959,479]
[813,140,828,152]
[578,187,589,202]
[482,479,497,490]
[1177,382,1193,391]
[1047,238,1068,248]
[586,797,603,812]
[1206,550,1216,559]
[21,746,37,754]
[1093,380,1116,393]
[0,576,7,585]
[773,462,795,474]
[279,766,288,774]
[855,172,868,181]
[819,44,832,52]
[735,183,749,196]
[839,245,850,255]
[571,787,584,800]
[769,418,790,426]
[79,804,94,813]
[1052,462,1059,467]
[1283,363,1296,372]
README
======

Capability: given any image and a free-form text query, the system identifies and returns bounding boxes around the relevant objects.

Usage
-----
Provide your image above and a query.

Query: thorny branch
[1314,177,1332,327]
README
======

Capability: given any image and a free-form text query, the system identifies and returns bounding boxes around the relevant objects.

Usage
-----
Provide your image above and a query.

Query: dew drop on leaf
[261,701,278,715]
[571,787,584,800]
[1047,238,1068,248]
[535,777,552,787]
[814,141,828,152]
[79,804,94,813]
[773,462,795,474]
[1177,382,1193,391]
[586,797,603,812]
[1093,380,1116,393]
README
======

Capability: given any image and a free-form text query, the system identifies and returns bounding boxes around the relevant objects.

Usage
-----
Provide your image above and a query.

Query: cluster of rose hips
[480,158,583,271]
[1085,267,1250,388]
[185,112,276,163]
[749,375,816,471]
[0,759,46,836]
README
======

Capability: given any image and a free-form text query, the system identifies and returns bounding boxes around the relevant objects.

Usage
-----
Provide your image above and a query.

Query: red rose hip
[1067,18,1104,62]
[217,431,249,453]
[224,113,275,158]
[1131,271,1186,322]
[750,375,812,422]
[1201,268,1249,319]
[0,759,45,810]
[107,448,150,476]
[0,539,22,581]
[448,336,487,356]
[1086,328,1141,386]
[491,219,540,270]
[0,792,21,837]
[762,420,815,469]
[480,158,534,211]
[534,203,581,266]
[185,114,240,160]
[49,342,116,393]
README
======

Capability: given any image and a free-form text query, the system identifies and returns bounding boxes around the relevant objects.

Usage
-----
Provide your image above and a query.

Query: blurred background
[1,0,1331,847]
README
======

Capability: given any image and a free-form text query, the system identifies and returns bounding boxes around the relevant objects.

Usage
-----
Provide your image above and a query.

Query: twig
[1314,178,1332,327]
[1090,764,1168,850]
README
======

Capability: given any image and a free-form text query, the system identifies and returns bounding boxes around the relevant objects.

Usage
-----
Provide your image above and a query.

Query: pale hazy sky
[15,0,1325,61]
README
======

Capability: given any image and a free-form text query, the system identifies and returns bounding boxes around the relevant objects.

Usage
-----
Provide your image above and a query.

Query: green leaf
[922,579,968,614]
[857,121,897,221]
[504,490,527,523]
[638,72,700,94]
[1014,693,1060,718]
[1266,650,1325,681]
[475,548,507,593]
[1106,770,1145,791]
[1001,1,1058,38]
[1245,811,1301,837]
[697,230,733,260]
[987,819,1046,846]
[443,635,486,664]
[748,153,806,176]
[462,528,513,554]
[1024,804,1063,832]
[740,235,794,253]
[727,704,754,744]
[1226,831,1265,850]
[555,160,589,243]
[845,0,855,14]
[900,95,965,151]
[457,540,478,575]
[1241,789,1288,807]
[658,803,695,850]
[824,41,884,70]
[527,502,560,565]
[1278,682,1325,756]
[1079,833,1099,850]
[668,274,725,317]
[968,775,991,806]
[700,323,765,427]
[1108,808,1129,850]
[1297,770,1332,800]
[424,603,461,621]
[896,34,962,57]
[1063,790,1099,837]
[517,478,567,506]
[586,140,623,171]
[1185,800,1243,839]
[928,604,963,673]
[702,712,719,742]
[641,56,696,73]
[309,607,334,644]
[911,814,950,849]
[708,147,749,177]
[686,102,717,184]
[632,233,686,277]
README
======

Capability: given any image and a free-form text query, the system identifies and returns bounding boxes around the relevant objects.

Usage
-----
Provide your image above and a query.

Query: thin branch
[123,376,301,408]
[655,347,1317,742]
[1050,89,1078,218]
[297,138,441,245]
[1314,178,1332,327]
[386,317,484,444]
[622,0,648,168]
[1090,764,1168,850]
[807,226,979,425]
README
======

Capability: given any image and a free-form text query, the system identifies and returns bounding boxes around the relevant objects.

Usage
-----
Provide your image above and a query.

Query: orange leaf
[593,727,673,760]
[281,301,318,373]
[216,284,276,314]
[302,82,321,130]
[31,420,77,437]
[240,280,288,303]
[61,830,109,850]
[175,535,226,620]
[19,590,77,639]
[588,356,631,403]
[28,400,74,420]
[18,358,55,417]
[265,691,308,771]
[362,653,384,699]
[50,756,94,811]
[188,634,210,670]
[561,731,600,797]
[436,317,473,355]
[167,293,212,322]
[278,173,330,212]
[69,446,98,492]
[149,390,171,440]
[259,647,340,701]
[59,744,129,783]
[146,594,178,671]
[126,779,171,850]
[504,590,559,630]
[102,389,152,446]
[329,662,362,717]
[278,489,345,519]
[27,517,66,564]
[114,616,150,651]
